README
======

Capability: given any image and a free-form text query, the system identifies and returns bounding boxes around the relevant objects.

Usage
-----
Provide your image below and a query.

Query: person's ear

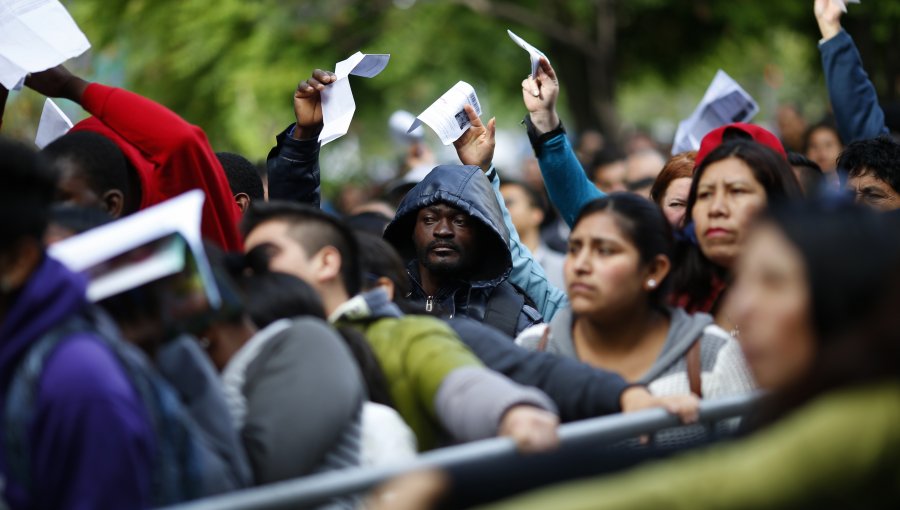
[375,276,396,301]
[101,189,126,218]
[643,254,671,292]
[312,246,342,287]
[234,193,251,213]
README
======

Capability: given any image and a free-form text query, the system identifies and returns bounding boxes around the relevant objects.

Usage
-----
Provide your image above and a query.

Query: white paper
[0,0,91,89]
[319,51,390,145]
[409,81,483,146]
[671,70,759,155]
[831,0,860,13]
[34,98,73,148]
[507,29,548,77]
[49,190,221,307]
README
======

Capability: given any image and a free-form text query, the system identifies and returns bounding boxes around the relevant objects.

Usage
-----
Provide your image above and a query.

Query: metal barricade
[162,392,763,510]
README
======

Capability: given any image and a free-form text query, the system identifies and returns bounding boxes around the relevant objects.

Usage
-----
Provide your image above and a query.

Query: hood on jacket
[0,255,90,389]
[383,165,512,284]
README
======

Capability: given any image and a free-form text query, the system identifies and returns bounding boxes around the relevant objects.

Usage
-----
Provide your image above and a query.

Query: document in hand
[35,98,73,149]
[0,0,91,89]
[49,190,221,309]
[409,81,482,145]
[319,51,391,145]
[671,70,759,155]
[507,29,549,77]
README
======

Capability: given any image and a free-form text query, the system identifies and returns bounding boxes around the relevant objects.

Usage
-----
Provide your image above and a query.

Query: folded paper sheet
[35,98,73,149]
[409,81,482,146]
[319,51,390,145]
[0,0,90,89]
[671,70,759,155]
[49,190,221,308]
[507,29,549,77]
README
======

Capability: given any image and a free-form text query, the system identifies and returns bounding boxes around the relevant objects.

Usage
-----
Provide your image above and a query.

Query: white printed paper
[34,98,73,148]
[319,51,390,145]
[507,29,548,77]
[671,70,759,155]
[0,0,91,89]
[49,190,221,307]
[409,81,482,146]
[831,0,860,13]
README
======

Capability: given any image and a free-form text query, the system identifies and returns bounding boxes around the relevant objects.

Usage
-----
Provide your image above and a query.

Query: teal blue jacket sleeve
[487,166,568,321]
[820,30,889,144]
[524,117,604,227]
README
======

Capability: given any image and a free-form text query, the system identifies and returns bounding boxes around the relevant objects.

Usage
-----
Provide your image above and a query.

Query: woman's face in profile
[727,223,816,390]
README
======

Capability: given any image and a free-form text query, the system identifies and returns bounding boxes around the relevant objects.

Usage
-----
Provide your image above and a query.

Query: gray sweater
[221,317,364,491]
[517,307,756,445]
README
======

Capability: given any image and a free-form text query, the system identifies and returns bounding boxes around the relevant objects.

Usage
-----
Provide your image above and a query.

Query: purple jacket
[0,256,155,510]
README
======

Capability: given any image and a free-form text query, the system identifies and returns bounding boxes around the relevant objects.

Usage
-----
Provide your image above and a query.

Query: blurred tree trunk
[452,0,619,140]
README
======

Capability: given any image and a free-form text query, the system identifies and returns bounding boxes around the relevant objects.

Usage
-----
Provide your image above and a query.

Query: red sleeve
[80,83,243,251]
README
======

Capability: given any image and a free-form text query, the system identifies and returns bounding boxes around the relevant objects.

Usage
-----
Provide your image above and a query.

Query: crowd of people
[1,1,898,509]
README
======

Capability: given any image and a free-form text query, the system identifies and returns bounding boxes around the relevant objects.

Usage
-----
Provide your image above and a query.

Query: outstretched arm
[454,105,569,320]
[522,58,602,227]
[267,69,336,207]
[815,0,889,144]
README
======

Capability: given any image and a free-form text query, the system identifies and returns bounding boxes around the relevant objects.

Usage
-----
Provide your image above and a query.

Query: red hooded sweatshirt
[70,83,243,251]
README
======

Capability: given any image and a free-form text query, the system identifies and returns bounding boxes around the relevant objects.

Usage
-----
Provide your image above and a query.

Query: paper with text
[34,98,73,148]
[319,51,390,145]
[507,29,548,76]
[409,81,482,145]
[672,70,759,155]
[0,0,91,89]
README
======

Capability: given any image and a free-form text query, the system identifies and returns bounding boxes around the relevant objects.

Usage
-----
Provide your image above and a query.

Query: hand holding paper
[0,0,91,90]
[453,104,496,173]
[292,69,336,140]
[507,29,549,77]
[410,81,483,146]
[318,51,390,145]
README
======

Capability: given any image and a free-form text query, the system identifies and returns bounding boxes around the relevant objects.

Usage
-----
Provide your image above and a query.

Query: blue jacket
[0,256,155,510]
[820,30,890,144]
[384,165,542,337]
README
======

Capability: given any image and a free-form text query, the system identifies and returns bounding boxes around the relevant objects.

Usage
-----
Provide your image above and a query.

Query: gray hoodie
[517,307,756,445]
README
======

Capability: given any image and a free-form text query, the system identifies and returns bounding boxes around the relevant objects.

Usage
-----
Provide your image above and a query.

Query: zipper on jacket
[425,296,434,312]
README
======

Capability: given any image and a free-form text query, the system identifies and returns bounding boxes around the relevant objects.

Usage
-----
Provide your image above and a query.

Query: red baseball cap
[694,123,787,169]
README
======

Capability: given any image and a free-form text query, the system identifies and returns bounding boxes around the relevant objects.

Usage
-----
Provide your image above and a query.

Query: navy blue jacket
[820,30,890,144]
[384,165,542,337]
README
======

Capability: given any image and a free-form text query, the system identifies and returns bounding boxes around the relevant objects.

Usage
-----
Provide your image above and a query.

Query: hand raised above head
[292,69,337,140]
[814,0,844,41]
[521,57,560,135]
[24,65,88,104]
[453,104,496,173]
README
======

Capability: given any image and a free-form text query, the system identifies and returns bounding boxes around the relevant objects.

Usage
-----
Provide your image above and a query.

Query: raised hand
[521,57,560,134]
[814,0,844,41]
[453,103,496,173]
[24,65,88,104]
[292,69,336,140]
[498,405,560,454]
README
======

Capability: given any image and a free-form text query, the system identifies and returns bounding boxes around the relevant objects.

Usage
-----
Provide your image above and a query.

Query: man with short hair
[839,136,900,211]
[241,201,559,452]
[217,152,266,212]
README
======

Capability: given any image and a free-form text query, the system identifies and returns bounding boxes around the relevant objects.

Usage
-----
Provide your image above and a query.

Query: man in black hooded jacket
[382,164,542,336]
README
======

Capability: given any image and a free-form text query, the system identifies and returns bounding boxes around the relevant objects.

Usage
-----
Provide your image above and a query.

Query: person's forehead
[848,171,895,191]
[245,219,297,248]
[418,202,466,216]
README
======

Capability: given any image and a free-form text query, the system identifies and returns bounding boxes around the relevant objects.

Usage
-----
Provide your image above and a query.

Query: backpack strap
[482,280,527,338]
[686,337,703,398]
[3,314,94,496]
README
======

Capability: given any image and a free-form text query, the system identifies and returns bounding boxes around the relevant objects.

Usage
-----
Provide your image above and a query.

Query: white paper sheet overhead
[34,98,73,148]
[319,51,390,145]
[409,81,482,146]
[507,29,549,76]
[671,70,759,155]
[0,0,91,89]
